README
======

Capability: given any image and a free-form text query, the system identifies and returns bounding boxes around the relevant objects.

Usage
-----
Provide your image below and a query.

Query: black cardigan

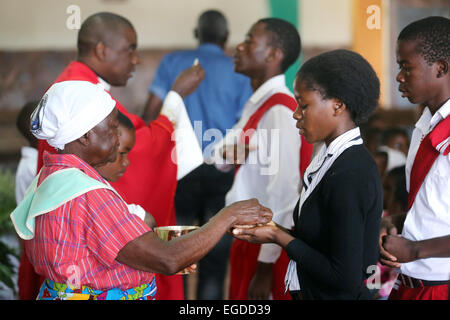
[285,144,382,300]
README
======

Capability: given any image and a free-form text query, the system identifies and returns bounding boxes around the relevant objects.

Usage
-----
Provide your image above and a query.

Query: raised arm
[142,64,205,123]
[142,93,163,123]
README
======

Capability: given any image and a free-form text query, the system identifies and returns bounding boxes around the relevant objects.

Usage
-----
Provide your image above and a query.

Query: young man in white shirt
[212,18,313,300]
[379,16,450,300]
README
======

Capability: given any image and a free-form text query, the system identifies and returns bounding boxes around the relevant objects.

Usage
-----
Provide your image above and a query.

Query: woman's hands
[232,221,295,249]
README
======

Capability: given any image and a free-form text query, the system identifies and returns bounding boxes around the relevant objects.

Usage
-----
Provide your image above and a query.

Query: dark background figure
[383,165,408,217]
[15,101,39,204]
[380,126,410,156]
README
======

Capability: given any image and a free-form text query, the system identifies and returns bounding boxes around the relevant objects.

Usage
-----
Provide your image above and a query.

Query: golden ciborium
[154,225,199,274]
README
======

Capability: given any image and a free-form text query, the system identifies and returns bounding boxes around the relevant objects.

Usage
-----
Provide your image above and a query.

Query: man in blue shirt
[143,10,252,300]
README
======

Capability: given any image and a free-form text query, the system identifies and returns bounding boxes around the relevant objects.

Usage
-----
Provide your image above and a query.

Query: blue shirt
[148,43,252,152]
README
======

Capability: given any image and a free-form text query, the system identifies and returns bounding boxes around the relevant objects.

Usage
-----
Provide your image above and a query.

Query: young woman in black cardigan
[233,49,383,300]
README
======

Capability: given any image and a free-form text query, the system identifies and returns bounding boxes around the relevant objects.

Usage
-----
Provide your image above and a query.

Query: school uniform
[213,75,313,299]
[285,128,383,300]
[389,100,450,300]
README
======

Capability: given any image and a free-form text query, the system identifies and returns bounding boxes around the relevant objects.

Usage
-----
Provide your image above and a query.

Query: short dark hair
[258,18,301,73]
[398,16,450,65]
[77,12,134,57]
[196,10,228,44]
[297,49,380,125]
[117,111,134,131]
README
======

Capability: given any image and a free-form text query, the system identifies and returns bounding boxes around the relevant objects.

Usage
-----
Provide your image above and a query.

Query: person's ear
[223,31,229,44]
[266,47,283,65]
[333,99,346,116]
[435,59,448,78]
[94,42,107,61]
[219,31,229,49]
[78,132,90,146]
[194,28,199,40]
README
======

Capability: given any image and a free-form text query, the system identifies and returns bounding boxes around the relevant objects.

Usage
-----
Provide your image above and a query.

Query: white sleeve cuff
[160,90,184,124]
[257,243,282,263]
[127,204,146,221]
[161,91,204,180]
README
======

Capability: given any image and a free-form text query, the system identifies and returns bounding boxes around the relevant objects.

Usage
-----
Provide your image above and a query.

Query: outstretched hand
[232,224,278,244]
[232,221,295,249]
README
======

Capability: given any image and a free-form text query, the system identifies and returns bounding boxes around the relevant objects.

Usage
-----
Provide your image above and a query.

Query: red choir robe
[18,61,183,300]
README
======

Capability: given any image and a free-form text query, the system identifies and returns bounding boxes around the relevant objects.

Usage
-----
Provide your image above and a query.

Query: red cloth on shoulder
[235,93,313,176]
[407,115,450,210]
[20,61,183,300]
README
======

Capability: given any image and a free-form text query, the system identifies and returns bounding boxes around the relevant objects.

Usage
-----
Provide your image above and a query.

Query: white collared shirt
[298,127,363,213]
[214,75,301,263]
[401,99,450,281]
[96,76,111,92]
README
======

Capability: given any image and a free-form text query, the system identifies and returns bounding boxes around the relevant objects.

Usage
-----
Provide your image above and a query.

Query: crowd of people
[8,10,449,301]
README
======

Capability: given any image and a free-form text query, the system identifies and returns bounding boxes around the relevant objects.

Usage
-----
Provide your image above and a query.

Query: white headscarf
[30,81,116,150]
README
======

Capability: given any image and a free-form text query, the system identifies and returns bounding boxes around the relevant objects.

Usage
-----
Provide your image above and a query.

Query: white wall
[0,0,352,50]
[300,0,352,47]
[0,0,266,50]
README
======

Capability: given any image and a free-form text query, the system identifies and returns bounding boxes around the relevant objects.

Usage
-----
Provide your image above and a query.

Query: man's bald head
[76,12,139,87]
[77,12,135,57]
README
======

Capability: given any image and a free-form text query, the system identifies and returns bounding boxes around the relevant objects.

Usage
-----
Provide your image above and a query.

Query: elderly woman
[233,49,383,300]
[10,80,272,300]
